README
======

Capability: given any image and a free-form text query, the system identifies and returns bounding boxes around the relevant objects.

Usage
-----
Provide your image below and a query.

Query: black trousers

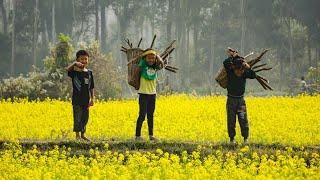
[226,97,249,139]
[73,105,89,133]
[135,94,156,137]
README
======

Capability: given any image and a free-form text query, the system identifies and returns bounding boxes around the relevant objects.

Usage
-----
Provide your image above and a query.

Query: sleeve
[90,71,95,89]
[223,57,233,71]
[244,69,257,79]
[138,58,144,67]
[67,70,75,78]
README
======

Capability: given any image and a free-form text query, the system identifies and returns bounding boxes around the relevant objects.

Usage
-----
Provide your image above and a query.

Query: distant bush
[0,34,121,100]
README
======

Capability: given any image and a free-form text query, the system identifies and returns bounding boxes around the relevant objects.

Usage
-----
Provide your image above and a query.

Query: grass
[1,139,319,157]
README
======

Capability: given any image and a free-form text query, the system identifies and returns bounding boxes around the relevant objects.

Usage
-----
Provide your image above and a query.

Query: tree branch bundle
[120,35,178,89]
[215,49,273,90]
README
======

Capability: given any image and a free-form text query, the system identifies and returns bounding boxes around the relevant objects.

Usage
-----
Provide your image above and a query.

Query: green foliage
[0,34,121,100]
[44,33,74,71]
[0,71,55,100]
[80,41,122,99]
[306,64,320,92]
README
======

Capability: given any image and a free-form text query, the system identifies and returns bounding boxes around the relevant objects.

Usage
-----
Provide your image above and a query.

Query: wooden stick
[254,67,272,73]
[165,65,179,70]
[161,48,175,60]
[160,40,176,57]
[252,63,267,70]
[243,52,254,59]
[125,38,132,48]
[150,34,157,48]
[165,67,177,73]
[257,76,273,90]
[256,77,268,90]
[256,75,269,83]
[248,49,269,66]
[137,38,142,47]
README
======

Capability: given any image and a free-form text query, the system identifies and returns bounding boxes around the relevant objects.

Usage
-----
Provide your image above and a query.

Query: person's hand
[89,99,94,106]
[242,61,250,69]
[232,52,238,57]
[75,62,84,68]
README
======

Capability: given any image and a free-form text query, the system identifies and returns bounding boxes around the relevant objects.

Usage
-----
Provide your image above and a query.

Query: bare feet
[81,133,91,142]
[76,132,81,140]
[149,136,160,142]
[135,136,144,142]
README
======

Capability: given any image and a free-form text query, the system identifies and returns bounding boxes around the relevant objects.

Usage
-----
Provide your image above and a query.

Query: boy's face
[146,54,156,66]
[77,55,89,68]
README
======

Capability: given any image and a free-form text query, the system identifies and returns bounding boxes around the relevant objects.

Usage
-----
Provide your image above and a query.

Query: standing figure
[135,49,163,142]
[223,48,256,144]
[66,50,95,141]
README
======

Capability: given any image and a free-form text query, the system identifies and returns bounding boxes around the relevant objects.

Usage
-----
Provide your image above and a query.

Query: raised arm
[244,69,257,79]
[223,57,233,71]
[66,61,83,72]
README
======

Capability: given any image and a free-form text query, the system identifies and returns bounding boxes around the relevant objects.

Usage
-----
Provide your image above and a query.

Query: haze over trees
[0,0,319,98]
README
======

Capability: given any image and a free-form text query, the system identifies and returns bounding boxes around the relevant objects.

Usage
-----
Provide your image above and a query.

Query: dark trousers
[73,105,89,133]
[226,97,249,140]
[135,94,156,137]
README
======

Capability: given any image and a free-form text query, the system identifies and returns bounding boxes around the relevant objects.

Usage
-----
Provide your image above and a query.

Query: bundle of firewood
[121,35,178,89]
[215,49,273,90]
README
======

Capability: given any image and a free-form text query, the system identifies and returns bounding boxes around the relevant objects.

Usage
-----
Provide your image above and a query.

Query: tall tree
[11,0,16,75]
[32,0,39,67]
[51,0,56,43]
[95,0,99,41]
[100,0,107,52]
[0,0,8,34]
[240,0,246,53]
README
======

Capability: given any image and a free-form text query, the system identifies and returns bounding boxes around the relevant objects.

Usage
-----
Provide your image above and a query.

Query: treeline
[0,0,319,96]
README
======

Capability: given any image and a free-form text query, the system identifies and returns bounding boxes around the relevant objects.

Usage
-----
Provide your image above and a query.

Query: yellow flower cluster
[0,95,319,179]
[0,95,319,145]
[0,143,319,179]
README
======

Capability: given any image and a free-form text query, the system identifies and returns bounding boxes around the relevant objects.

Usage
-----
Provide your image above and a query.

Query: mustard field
[0,95,319,179]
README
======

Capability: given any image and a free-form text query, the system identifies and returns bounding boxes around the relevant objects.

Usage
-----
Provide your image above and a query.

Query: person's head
[76,50,89,68]
[142,49,157,66]
[233,58,245,77]
[227,47,238,57]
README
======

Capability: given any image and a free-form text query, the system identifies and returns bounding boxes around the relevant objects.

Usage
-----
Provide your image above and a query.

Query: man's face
[234,68,244,77]
[146,54,156,66]
[77,55,89,68]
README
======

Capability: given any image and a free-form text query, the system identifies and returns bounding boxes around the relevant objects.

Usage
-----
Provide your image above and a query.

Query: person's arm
[242,61,251,69]
[244,69,257,79]
[223,57,233,71]
[156,54,164,70]
[66,61,84,72]
[89,71,95,106]
[89,89,94,106]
